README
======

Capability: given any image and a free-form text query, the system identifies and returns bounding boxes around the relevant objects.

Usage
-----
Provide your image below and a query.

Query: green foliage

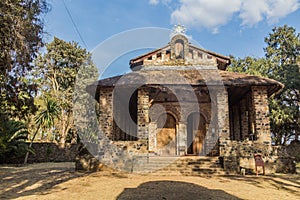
[229,25,300,145]
[265,25,300,69]
[0,0,48,118]
[228,56,271,77]
[0,118,33,163]
[35,98,60,129]
[33,37,97,146]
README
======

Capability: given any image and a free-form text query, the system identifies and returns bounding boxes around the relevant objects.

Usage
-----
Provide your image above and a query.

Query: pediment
[130,34,230,71]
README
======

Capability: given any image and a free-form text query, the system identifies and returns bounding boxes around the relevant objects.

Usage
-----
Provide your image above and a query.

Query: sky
[44,0,300,77]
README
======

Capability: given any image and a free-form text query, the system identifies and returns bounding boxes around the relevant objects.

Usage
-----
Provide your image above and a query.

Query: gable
[130,34,230,71]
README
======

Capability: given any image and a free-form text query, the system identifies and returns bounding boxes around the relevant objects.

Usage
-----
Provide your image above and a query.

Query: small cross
[173,24,186,35]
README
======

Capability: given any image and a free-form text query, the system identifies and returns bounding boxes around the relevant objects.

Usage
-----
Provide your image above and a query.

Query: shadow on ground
[0,162,87,199]
[117,180,241,200]
[221,174,300,197]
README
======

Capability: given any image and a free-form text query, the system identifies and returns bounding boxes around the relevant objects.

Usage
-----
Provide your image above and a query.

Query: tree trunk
[24,124,41,164]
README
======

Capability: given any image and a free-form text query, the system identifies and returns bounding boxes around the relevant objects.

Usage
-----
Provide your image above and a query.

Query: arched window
[174,39,184,59]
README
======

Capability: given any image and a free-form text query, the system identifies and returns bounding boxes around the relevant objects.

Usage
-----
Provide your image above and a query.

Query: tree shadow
[117,180,241,200]
[221,174,300,197]
[0,162,88,199]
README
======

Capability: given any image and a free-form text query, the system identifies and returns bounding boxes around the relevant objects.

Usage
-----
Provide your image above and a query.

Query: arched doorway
[187,113,206,155]
[156,113,177,156]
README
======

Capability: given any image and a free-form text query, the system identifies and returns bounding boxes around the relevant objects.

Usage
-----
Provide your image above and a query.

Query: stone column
[99,87,113,139]
[240,98,249,140]
[251,86,271,145]
[148,122,156,152]
[216,88,230,143]
[137,88,149,140]
[178,121,187,155]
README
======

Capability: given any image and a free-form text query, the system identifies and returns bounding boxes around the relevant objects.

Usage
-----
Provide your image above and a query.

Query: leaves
[35,98,60,129]
[0,118,31,162]
[0,0,48,118]
[33,37,97,146]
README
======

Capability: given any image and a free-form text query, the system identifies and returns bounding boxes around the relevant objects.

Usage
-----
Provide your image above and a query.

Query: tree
[34,37,95,147]
[265,25,300,144]
[228,56,271,77]
[24,98,60,164]
[0,0,48,119]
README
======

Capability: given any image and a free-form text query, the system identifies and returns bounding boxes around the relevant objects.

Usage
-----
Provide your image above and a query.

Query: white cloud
[149,0,159,5]
[171,0,241,33]
[169,0,299,32]
[240,0,299,26]
[149,0,172,6]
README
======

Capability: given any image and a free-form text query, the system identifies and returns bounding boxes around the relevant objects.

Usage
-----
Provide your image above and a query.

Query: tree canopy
[0,0,48,118]
[34,37,97,147]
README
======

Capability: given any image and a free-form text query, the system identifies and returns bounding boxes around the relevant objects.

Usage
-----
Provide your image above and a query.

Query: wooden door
[187,113,206,155]
[156,113,177,156]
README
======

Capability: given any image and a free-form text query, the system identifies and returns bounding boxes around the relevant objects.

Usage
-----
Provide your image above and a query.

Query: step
[131,156,225,175]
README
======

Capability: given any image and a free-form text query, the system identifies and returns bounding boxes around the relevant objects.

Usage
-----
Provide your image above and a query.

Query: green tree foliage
[265,26,300,144]
[34,37,97,147]
[0,0,48,118]
[229,25,300,145]
[24,98,60,164]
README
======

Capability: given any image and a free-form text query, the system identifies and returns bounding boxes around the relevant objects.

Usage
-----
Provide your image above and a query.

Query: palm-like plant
[0,118,31,163]
[24,98,60,164]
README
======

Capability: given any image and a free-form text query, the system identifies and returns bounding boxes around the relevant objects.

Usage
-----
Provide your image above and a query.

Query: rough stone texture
[75,147,103,172]
[216,88,230,142]
[137,88,149,140]
[2,142,80,164]
[239,98,249,140]
[219,140,296,174]
[99,87,113,139]
[286,140,300,161]
[252,86,271,145]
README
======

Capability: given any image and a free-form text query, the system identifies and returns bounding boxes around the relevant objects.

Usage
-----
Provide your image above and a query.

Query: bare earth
[0,163,299,200]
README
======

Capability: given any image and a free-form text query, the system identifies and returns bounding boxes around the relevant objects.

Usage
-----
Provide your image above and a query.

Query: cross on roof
[173,24,186,35]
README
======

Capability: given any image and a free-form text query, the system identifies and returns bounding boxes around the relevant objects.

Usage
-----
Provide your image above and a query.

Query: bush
[0,119,33,163]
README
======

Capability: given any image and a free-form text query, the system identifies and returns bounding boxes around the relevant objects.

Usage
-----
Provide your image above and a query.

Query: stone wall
[219,140,296,174]
[3,142,80,164]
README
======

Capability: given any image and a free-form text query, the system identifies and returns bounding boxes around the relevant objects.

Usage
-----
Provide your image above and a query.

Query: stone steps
[130,156,226,176]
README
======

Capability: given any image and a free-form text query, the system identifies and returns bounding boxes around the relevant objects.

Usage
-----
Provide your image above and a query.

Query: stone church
[89,26,294,173]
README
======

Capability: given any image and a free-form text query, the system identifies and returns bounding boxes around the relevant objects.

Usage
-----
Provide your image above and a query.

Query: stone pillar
[137,88,149,140]
[178,121,187,155]
[240,98,249,140]
[148,122,156,152]
[216,88,230,143]
[232,105,241,140]
[251,86,271,145]
[99,88,113,139]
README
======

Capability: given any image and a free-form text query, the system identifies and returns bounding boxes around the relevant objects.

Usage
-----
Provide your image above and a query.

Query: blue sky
[44,0,300,77]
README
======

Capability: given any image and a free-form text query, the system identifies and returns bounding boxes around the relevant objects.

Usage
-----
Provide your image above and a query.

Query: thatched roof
[87,69,283,99]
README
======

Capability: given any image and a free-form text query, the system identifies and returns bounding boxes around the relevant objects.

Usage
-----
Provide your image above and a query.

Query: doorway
[187,113,206,155]
[156,113,177,156]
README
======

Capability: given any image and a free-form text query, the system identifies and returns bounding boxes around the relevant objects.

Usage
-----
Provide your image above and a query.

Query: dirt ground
[0,162,299,200]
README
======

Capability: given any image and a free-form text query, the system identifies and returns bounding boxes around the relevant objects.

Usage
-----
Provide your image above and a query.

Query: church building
[88,25,294,173]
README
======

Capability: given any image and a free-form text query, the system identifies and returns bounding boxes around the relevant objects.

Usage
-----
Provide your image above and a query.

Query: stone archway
[187,112,206,155]
[156,113,177,156]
